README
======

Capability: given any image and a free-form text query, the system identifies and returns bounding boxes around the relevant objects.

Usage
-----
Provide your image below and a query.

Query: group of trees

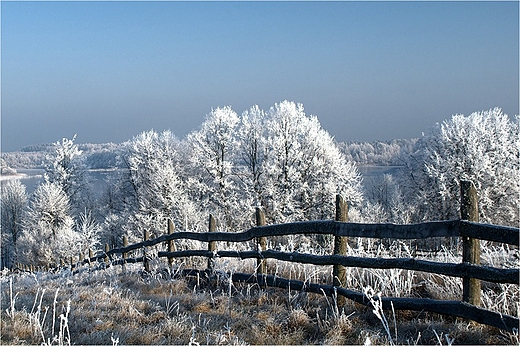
[2,136,101,267]
[1,142,122,170]
[1,103,518,268]
[110,101,363,244]
[340,138,417,166]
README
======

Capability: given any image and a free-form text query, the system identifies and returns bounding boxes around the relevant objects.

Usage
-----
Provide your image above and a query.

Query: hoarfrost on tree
[122,130,202,239]
[187,106,245,231]
[1,180,27,267]
[260,100,363,223]
[18,181,78,266]
[404,108,519,226]
[236,105,268,211]
[44,135,90,212]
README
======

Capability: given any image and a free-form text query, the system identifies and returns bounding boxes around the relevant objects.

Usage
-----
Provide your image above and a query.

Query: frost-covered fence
[28,219,518,286]
[14,183,520,332]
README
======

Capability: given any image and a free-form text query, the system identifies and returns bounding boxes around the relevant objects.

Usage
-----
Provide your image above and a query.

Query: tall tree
[261,100,363,223]
[236,105,268,210]
[1,180,27,268]
[262,100,306,221]
[44,135,89,212]
[187,106,243,231]
[297,114,363,220]
[122,130,201,239]
[406,108,519,226]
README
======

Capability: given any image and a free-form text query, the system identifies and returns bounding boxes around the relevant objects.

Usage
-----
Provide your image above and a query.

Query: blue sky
[1,1,518,152]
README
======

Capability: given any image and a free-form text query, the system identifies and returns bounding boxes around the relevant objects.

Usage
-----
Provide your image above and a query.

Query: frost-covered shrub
[75,210,102,255]
[18,181,79,266]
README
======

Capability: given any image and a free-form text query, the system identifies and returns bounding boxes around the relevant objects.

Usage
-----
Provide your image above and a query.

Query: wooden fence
[14,181,520,332]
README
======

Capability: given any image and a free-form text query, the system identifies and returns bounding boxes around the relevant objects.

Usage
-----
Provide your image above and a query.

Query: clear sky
[1,1,518,152]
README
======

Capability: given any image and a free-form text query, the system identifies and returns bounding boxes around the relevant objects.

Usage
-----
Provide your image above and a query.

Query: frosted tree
[44,135,89,212]
[121,130,202,240]
[236,105,268,211]
[365,174,414,224]
[76,209,102,255]
[261,101,307,221]
[406,108,519,226]
[297,114,363,220]
[1,180,27,268]
[187,106,243,231]
[18,181,78,266]
[261,100,363,223]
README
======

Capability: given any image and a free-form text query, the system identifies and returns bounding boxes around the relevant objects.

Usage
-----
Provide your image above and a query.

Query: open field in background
[1,240,518,346]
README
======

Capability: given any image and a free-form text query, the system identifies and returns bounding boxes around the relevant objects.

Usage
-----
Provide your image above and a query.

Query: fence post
[207,214,216,273]
[143,230,150,272]
[460,180,481,306]
[168,219,176,267]
[104,244,110,265]
[333,195,348,305]
[89,248,93,268]
[122,236,128,272]
[256,207,267,275]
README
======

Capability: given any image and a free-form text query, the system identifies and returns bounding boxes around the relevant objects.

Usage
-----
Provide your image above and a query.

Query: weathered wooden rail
[15,181,520,332]
[155,249,518,284]
[182,269,519,333]
[97,219,517,250]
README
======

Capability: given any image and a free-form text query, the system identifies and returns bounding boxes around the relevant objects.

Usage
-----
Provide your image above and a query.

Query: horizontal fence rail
[459,221,520,245]
[178,269,519,333]
[156,249,519,285]
[99,220,518,259]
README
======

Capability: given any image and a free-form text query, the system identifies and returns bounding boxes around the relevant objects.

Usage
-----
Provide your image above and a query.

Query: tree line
[1,101,518,268]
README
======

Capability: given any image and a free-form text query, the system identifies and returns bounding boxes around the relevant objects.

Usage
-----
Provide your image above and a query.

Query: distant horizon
[2,103,518,153]
[6,125,419,153]
[2,1,518,152]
